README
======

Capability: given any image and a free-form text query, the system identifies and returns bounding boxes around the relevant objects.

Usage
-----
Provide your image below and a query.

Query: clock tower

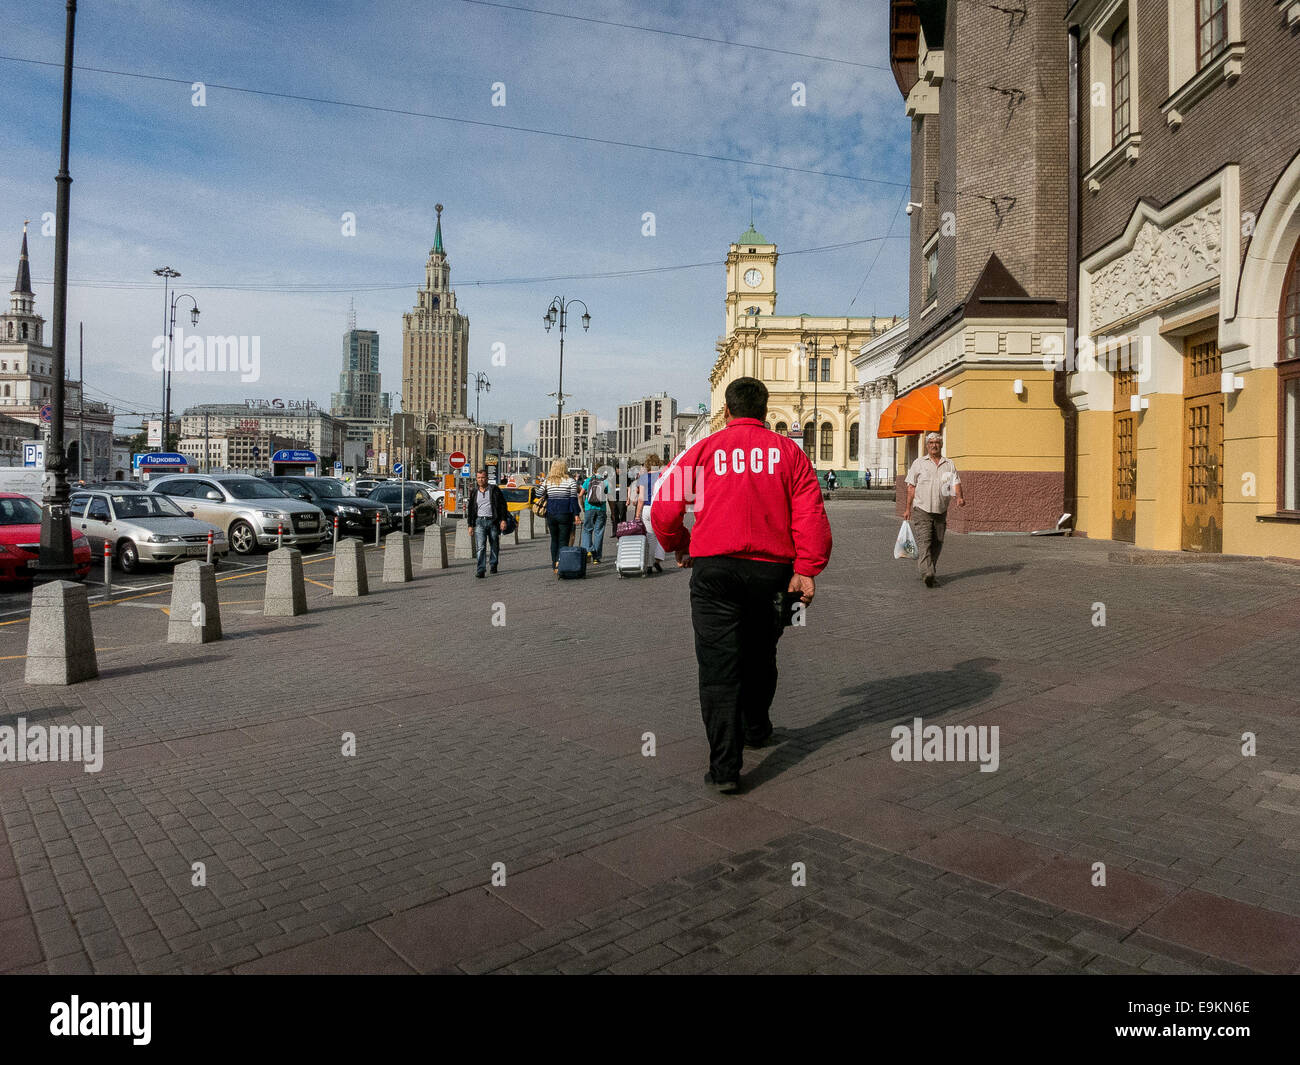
[724,223,777,334]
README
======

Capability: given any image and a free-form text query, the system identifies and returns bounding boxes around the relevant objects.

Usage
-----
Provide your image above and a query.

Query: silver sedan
[72,491,229,573]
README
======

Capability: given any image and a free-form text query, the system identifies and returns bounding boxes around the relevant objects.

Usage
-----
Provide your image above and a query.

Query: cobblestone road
[1,503,1298,974]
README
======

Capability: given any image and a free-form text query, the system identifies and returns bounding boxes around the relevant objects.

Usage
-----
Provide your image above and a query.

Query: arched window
[1278,236,1300,511]
[803,421,815,460]
[849,422,860,461]
[775,421,787,435]
[5,322,11,338]
[20,323,27,340]
[820,422,833,462]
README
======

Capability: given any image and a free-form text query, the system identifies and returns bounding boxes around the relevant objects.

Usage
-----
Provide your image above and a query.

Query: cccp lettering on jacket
[712,447,782,476]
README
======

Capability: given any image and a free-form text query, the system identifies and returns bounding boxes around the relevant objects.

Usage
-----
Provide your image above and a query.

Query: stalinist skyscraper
[402,204,468,421]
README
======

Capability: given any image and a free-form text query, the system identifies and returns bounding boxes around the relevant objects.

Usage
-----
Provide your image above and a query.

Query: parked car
[0,493,92,582]
[366,483,439,532]
[147,474,327,556]
[353,479,389,498]
[262,476,396,537]
[70,490,229,573]
[406,481,447,519]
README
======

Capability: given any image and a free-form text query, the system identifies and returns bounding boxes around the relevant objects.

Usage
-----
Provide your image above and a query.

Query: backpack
[585,476,606,506]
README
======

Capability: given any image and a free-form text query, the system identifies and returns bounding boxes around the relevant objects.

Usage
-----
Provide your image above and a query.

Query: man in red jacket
[652,377,832,794]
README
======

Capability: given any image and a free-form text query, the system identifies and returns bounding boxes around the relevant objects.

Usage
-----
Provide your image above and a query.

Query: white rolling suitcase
[616,534,651,577]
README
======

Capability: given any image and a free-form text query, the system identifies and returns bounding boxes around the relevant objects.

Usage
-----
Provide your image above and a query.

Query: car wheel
[117,539,140,574]
[229,520,257,555]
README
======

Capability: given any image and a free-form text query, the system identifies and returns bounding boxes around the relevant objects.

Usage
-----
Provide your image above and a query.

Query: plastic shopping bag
[894,520,918,560]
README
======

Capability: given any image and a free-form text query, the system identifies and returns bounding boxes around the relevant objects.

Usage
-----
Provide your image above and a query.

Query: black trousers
[547,515,574,564]
[689,555,792,782]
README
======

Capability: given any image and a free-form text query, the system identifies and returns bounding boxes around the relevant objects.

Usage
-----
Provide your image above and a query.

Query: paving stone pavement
[0,506,1297,974]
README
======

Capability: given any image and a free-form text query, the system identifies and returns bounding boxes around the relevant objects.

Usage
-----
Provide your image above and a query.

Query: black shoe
[653,561,663,573]
[924,574,936,587]
[704,771,740,795]
[744,727,774,749]
[476,571,485,578]
[490,566,497,574]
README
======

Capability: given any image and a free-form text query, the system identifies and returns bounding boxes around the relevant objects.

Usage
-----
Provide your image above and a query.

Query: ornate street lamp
[543,296,590,466]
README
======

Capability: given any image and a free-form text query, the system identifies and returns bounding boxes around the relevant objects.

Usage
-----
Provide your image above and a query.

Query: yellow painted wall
[1223,365,1300,557]
[1135,394,1183,551]
[1075,410,1111,540]
[945,369,1064,471]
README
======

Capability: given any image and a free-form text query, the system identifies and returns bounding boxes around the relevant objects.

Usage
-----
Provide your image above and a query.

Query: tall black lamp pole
[34,0,78,582]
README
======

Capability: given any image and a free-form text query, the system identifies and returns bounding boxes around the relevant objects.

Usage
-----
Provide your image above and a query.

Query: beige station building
[708,224,902,480]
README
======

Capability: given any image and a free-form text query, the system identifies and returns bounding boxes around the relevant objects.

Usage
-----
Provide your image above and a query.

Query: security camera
[905,201,923,216]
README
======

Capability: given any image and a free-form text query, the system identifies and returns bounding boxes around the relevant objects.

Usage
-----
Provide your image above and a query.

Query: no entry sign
[449,451,467,470]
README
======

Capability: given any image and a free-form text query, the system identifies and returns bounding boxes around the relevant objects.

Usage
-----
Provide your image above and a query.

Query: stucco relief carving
[1089,202,1221,329]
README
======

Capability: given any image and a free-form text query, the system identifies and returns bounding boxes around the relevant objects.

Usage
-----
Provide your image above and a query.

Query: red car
[0,493,92,583]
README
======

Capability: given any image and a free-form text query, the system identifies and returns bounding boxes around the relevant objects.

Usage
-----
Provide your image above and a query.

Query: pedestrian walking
[652,377,831,794]
[580,466,610,564]
[538,459,582,572]
[629,453,666,573]
[608,469,629,529]
[466,468,508,578]
[826,470,839,492]
[864,469,873,489]
[903,431,966,587]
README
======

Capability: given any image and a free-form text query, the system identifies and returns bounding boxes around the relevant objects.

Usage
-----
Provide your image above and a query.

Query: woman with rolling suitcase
[627,453,666,574]
[539,459,582,573]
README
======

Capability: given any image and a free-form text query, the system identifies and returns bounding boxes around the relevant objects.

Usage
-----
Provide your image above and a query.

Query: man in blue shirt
[580,467,610,564]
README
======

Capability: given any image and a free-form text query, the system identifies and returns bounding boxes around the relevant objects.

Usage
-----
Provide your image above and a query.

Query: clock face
[744,268,763,287]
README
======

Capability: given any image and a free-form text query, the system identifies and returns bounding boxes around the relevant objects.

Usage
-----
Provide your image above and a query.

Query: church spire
[433,203,444,255]
[14,221,32,295]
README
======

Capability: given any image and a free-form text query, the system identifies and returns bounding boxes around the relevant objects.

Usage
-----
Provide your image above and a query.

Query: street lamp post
[34,0,79,582]
[471,371,490,426]
[157,285,200,451]
[543,296,590,467]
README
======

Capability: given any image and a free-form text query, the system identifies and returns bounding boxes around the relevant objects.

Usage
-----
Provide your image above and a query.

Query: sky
[0,0,911,450]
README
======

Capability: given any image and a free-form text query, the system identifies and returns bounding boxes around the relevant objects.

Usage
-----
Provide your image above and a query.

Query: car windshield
[375,487,420,505]
[112,494,188,519]
[220,478,289,500]
[0,496,43,524]
[303,478,348,498]
[500,489,529,502]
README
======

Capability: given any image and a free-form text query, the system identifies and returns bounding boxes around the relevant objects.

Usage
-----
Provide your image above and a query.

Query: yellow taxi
[499,480,536,518]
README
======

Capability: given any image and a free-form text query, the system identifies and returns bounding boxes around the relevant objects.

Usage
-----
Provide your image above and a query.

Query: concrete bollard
[168,561,222,644]
[264,547,308,617]
[421,526,448,570]
[25,580,98,685]
[383,531,413,583]
[333,538,368,597]
[453,517,474,560]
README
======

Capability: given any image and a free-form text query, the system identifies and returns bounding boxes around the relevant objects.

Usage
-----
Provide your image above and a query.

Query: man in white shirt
[903,431,966,587]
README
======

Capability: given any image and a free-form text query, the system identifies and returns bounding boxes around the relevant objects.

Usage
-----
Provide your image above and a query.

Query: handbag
[617,519,647,538]
[531,487,548,518]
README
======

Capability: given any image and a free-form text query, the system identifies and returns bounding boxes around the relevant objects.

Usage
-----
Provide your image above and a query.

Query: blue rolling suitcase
[557,545,587,579]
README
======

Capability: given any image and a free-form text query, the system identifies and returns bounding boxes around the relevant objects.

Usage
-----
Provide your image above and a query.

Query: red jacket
[650,418,832,576]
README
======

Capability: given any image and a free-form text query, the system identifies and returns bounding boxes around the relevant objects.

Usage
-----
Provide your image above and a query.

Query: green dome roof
[738,224,767,244]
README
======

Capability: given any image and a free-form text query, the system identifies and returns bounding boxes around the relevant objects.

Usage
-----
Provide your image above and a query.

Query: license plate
[187,545,207,556]
[299,519,317,529]
[25,559,38,569]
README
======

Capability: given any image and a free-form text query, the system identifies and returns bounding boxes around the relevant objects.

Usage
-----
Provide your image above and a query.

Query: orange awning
[877,384,944,438]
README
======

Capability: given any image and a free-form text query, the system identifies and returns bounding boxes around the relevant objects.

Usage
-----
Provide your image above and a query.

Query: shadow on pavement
[96,653,233,680]
[930,563,1025,586]
[743,657,1003,789]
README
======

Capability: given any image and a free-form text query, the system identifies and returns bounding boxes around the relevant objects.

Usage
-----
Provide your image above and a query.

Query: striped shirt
[542,477,580,515]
